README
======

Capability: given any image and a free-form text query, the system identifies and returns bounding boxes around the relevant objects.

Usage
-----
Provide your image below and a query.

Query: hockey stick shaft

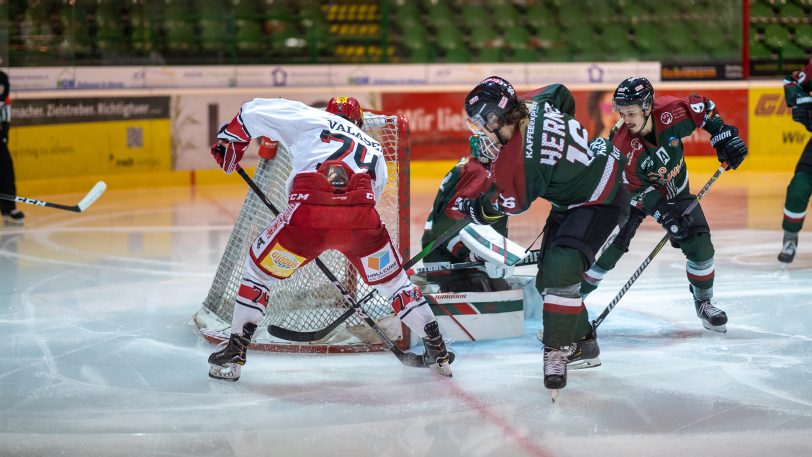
[592,163,727,330]
[406,249,541,275]
[235,166,424,367]
[0,181,107,213]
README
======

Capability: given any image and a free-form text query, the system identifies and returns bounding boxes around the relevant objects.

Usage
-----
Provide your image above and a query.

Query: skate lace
[698,300,723,318]
[781,239,797,255]
[544,348,568,376]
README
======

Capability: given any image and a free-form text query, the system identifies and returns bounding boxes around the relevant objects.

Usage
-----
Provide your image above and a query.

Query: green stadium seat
[795,24,812,49]
[586,1,614,24]
[435,27,465,52]
[526,4,554,31]
[234,0,261,21]
[200,19,228,53]
[477,47,505,62]
[462,7,488,31]
[536,26,560,50]
[749,41,772,60]
[96,24,126,54]
[444,46,471,63]
[781,42,807,59]
[393,3,422,29]
[778,3,807,23]
[601,25,629,55]
[165,22,198,55]
[492,4,519,29]
[763,23,791,50]
[235,20,266,55]
[426,3,455,29]
[469,26,497,50]
[749,2,774,23]
[512,47,541,63]
[543,45,572,62]
[557,2,582,27]
[401,26,429,53]
[503,26,531,50]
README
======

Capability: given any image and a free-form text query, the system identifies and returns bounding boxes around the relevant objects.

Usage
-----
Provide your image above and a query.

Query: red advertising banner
[383,88,748,160]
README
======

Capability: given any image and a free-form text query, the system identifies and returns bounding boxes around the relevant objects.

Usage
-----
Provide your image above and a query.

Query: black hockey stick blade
[0,181,107,213]
[268,307,356,342]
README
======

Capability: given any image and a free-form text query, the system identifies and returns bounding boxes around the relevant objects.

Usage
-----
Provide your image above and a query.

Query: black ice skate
[1,209,24,226]
[567,328,601,369]
[208,323,257,382]
[778,232,798,264]
[543,346,568,390]
[422,321,454,377]
[694,298,727,333]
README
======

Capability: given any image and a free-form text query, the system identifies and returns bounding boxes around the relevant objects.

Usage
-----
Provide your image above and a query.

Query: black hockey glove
[709,124,747,170]
[791,103,812,132]
[652,200,692,241]
[458,196,504,226]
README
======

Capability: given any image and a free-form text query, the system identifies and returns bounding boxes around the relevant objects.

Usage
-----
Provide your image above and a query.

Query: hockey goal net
[194,111,410,353]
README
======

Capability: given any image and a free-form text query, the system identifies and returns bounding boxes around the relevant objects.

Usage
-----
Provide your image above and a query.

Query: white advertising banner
[525,62,662,85]
[235,65,332,87]
[426,63,524,85]
[329,64,428,86]
[144,66,237,88]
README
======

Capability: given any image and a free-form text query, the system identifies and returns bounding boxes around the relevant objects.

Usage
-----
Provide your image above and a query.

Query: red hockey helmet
[326,96,364,128]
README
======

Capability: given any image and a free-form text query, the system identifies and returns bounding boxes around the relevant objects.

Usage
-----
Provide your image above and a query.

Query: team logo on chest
[668,136,679,149]
[660,112,673,125]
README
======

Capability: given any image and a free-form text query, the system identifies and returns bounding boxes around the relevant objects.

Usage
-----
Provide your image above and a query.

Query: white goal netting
[194,112,410,353]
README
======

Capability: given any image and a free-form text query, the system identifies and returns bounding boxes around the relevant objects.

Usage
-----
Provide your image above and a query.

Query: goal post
[194,112,411,353]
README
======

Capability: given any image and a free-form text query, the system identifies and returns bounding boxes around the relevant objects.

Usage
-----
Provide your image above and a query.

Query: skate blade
[536,330,544,343]
[431,362,453,377]
[701,321,727,333]
[208,363,241,382]
[568,357,602,370]
[551,389,560,403]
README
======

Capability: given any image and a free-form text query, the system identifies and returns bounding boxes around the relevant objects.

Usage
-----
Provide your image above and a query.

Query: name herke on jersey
[528,101,568,166]
[327,119,382,151]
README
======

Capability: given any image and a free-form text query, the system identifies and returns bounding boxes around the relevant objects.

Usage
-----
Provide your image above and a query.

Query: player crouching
[208,96,453,381]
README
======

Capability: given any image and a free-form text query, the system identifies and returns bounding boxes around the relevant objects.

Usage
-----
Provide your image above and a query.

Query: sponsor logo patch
[668,136,679,148]
[260,243,305,278]
[631,138,643,151]
[660,112,673,124]
[363,244,399,282]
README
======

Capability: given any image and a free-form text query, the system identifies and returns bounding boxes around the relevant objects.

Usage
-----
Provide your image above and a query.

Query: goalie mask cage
[194,112,410,353]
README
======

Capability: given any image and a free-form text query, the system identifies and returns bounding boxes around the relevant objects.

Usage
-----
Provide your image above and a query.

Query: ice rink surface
[1,176,811,457]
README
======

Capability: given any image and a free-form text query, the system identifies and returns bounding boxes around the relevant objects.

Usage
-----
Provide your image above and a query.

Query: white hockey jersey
[220,98,388,199]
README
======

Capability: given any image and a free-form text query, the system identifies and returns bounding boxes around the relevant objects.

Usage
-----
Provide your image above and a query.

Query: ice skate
[208,323,257,382]
[543,346,568,391]
[422,321,454,377]
[694,298,727,333]
[567,328,601,369]
[778,232,798,264]
[2,209,24,226]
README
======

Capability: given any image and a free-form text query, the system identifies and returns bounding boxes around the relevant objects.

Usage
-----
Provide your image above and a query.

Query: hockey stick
[0,181,107,213]
[405,249,541,275]
[270,217,473,342]
[235,165,425,367]
[591,163,728,330]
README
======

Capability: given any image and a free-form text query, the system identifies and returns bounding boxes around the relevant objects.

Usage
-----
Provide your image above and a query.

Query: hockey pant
[0,129,18,214]
[229,199,436,338]
[535,189,628,348]
[581,194,717,302]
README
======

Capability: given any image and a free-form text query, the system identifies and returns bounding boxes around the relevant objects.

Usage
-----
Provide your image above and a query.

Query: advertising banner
[748,87,809,166]
[9,97,171,179]
[171,91,380,170]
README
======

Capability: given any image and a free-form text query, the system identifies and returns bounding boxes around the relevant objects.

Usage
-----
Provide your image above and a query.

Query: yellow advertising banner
[748,87,811,171]
[10,119,171,179]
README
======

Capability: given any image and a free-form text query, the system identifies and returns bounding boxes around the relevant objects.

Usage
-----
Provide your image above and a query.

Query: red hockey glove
[211,140,249,174]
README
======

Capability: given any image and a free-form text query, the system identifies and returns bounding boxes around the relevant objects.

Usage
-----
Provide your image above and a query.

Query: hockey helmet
[326,96,364,128]
[464,76,520,133]
[612,77,654,111]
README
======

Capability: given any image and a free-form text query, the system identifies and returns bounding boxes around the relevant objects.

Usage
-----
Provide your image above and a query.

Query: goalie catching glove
[652,200,692,241]
[709,124,747,170]
[458,195,504,226]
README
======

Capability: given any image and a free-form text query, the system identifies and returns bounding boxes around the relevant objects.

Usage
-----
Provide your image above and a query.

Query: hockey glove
[652,200,692,241]
[709,124,747,170]
[458,196,504,226]
[211,141,249,174]
[791,104,812,132]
